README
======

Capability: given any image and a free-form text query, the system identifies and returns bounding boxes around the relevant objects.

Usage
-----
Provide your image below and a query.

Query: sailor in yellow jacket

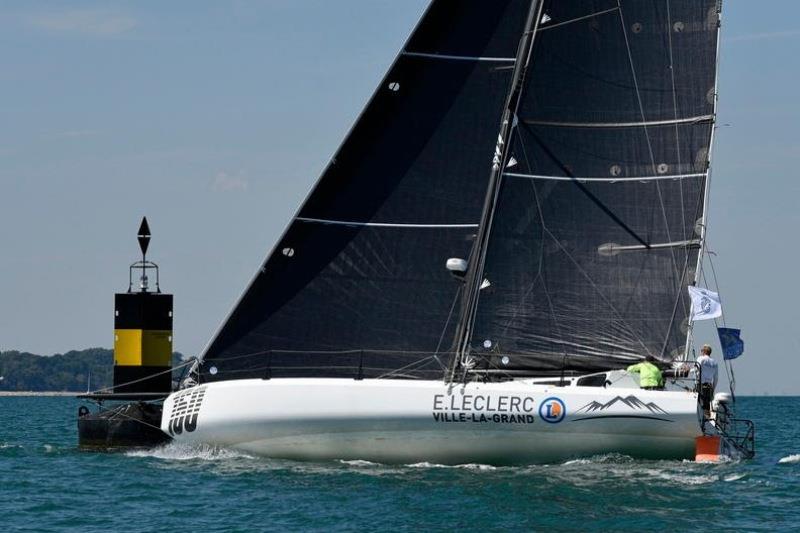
[627,355,664,390]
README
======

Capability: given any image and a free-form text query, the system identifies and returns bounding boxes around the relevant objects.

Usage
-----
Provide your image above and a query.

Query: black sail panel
[472,172,703,371]
[522,0,718,123]
[201,0,532,381]
[469,0,720,373]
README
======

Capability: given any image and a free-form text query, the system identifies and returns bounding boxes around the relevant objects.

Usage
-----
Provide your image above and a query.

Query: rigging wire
[434,286,462,357]
[699,249,735,400]
[500,138,571,364]
[705,246,737,398]
[88,359,197,396]
[616,2,680,278]
[102,404,165,432]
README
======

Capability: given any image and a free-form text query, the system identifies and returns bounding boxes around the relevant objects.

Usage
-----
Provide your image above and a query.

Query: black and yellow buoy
[77,217,174,448]
[113,217,174,394]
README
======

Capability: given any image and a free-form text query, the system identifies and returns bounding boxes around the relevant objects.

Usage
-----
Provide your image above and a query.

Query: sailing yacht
[162,0,753,464]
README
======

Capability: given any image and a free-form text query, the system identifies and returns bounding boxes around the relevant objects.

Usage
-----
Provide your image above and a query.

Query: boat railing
[716,417,756,459]
[201,350,713,387]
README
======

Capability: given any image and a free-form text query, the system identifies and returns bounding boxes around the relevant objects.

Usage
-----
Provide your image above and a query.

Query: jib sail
[465,1,721,375]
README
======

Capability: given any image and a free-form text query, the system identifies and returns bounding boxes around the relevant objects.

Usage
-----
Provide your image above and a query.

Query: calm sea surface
[0,396,798,532]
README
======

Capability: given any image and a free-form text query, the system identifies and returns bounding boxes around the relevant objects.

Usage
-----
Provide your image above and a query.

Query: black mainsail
[200,0,721,382]
[201,1,531,381]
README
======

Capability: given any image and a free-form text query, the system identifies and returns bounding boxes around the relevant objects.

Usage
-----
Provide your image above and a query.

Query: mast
[450,0,544,381]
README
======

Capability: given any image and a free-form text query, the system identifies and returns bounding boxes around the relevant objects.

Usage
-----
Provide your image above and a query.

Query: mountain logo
[576,395,667,415]
[539,397,566,423]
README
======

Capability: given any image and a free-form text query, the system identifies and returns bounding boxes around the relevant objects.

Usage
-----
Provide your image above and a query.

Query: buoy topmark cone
[113,217,173,394]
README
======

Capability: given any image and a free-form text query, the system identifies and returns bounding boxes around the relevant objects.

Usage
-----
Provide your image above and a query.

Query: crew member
[696,344,719,418]
[627,355,663,390]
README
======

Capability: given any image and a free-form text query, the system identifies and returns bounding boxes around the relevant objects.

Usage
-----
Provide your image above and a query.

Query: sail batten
[296,217,479,229]
[503,172,706,183]
[523,115,714,129]
[401,51,516,63]
[537,7,621,32]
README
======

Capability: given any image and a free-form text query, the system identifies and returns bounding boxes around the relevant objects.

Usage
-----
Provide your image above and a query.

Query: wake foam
[724,473,747,482]
[405,462,497,470]
[562,453,634,465]
[338,459,381,467]
[778,454,800,464]
[654,472,718,485]
[336,460,498,470]
[126,443,253,461]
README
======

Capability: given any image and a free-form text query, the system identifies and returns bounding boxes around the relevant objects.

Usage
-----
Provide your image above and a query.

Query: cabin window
[577,374,608,387]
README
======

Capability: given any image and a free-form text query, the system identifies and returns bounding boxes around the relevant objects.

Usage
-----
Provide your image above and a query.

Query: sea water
[0,396,798,531]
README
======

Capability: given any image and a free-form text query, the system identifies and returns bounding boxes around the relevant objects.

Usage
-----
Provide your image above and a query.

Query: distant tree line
[0,349,187,392]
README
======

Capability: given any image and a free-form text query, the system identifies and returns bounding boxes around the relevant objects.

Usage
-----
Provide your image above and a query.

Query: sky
[0,1,798,395]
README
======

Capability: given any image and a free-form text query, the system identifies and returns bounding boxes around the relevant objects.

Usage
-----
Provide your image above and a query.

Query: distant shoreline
[0,391,79,397]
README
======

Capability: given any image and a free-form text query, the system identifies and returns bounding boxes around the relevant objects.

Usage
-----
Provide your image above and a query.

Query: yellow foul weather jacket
[626,361,663,388]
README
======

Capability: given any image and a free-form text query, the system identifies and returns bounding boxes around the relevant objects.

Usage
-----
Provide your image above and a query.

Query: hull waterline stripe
[523,114,714,129]
[296,217,479,229]
[504,172,707,182]
[402,51,516,63]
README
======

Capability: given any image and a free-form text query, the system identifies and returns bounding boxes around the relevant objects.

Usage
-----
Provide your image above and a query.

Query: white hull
[161,378,702,464]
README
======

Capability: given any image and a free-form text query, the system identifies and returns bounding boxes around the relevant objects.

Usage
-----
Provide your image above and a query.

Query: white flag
[688,286,722,321]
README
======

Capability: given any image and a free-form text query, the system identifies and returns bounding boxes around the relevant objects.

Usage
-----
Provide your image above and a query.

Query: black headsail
[463,1,721,375]
[200,1,533,381]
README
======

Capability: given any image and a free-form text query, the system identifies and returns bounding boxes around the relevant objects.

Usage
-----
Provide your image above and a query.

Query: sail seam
[522,115,713,128]
[402,51,516,63]
[537,7,620,32]
[504,172,706,182]
[296,217,478,229]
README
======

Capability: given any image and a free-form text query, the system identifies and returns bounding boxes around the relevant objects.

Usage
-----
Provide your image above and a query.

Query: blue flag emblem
[717,327,744,360]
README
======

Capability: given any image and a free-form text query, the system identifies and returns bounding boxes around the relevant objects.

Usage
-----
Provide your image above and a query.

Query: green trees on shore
[0,349,186,392]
